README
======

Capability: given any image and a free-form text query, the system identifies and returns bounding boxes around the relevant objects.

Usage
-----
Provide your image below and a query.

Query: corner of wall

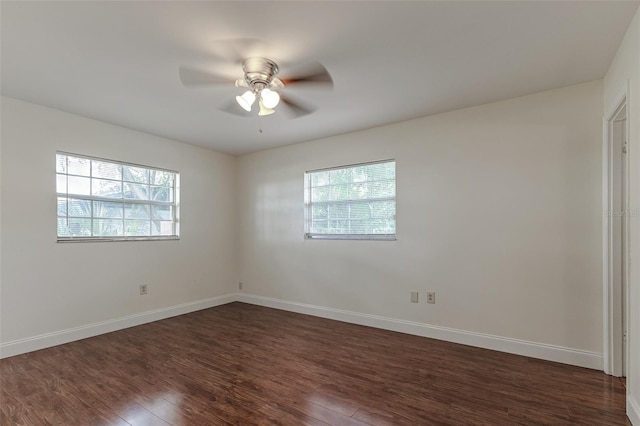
[0,293,239,359]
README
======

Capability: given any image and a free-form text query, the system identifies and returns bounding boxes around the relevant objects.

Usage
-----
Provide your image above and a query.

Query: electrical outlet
[410,291,419,303]
[238,282,243,290]
[140,284,148,295]
[427,292,435,304]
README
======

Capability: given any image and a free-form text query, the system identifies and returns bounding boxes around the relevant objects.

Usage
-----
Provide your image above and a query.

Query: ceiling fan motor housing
[242,58,279,91]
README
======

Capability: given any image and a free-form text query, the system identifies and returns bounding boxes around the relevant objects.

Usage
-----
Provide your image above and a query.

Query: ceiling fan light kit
[234,58,284,114]
[235,90,256,111]
[260,88,280,109]
[179,50,333,119]
[258,101,275,116]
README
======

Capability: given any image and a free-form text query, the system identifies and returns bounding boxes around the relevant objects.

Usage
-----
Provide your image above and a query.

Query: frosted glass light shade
[236,91,256,111]
[258,100,275,116]
[261,89,280,109]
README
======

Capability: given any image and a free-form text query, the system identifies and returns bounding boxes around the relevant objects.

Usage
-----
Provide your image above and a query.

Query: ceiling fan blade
[281,62,333,89]
[280,94,316,118]
[178,67,231,86]
[219,99,250,117]
[210,38,269,64]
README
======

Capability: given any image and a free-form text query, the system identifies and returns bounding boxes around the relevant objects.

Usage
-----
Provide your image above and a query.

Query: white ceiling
[1,1,638,156]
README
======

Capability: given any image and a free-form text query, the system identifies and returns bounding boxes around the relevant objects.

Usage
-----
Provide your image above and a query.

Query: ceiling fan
[178,57,333,118]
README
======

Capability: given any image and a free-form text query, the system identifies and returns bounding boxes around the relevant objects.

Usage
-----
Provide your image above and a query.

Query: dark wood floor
[0,302,630,425]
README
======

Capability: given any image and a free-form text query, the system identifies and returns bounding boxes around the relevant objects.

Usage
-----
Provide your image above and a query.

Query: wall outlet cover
[427,292,435,304]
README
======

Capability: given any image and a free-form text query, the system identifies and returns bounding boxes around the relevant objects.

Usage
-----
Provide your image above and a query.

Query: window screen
[56,152,179,241]
[304,160,396,240]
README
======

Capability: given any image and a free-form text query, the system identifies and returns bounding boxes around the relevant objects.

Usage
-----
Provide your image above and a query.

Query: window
[304,160,396,240]
[56,152,179,242]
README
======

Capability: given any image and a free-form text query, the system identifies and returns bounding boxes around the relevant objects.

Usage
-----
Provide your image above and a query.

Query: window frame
[304,159,397,241]
[56,152,180,243]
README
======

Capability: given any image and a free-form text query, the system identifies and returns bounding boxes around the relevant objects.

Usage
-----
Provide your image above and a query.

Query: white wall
[0,79,610,373]
[0,97,237,355]
[238,80,604,366]
[0,46,631,416]
[604,7,640,424]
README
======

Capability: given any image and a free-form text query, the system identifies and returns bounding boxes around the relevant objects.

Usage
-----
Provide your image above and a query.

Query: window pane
[123,182,149,200]
[350,202,371,219]
[125,220,151,236]
[68,198,91,217]
[124,204,150,220]
[370,218,395,233]
[378,162,396,179]
[122,165,149,184]
[57,218,70,236]
[93,219,124,237]
[369,180,395,198]
[68,156,90,176]
[351,165,370,183]
[348,219,369,234]
[328,220,350,233]
[329,184,351,201]
[151,170,173,186]
[68,218,92,236]
[57,197,67,216]
[68,176,90,196]
[92,160,122,180]
[56,154,67,173]
[310,220,328,233]
[311,186,330,202]
[311,171,330,187]
[328,204,348,219]
[93,201,123,219]
[311,204,328,220]
[56,153,179,240]
[305,160,395,239]
[151,205,172,220]
[371,200,395,218]
[150,185,172,202]
[349,183,368,200]
[92,178,122,198]
[56,174,67,193]
[152,220,174,236]
[329,168,351,185]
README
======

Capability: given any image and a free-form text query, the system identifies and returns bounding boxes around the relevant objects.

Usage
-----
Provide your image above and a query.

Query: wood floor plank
[0,302,631,425]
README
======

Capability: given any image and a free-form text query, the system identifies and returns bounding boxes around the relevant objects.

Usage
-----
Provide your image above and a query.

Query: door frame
[602,83,630,376]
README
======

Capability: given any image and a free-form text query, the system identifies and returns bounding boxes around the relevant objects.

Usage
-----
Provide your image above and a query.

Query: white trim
[605,87,630,121]
[603,82,630,376]
[238,294,602,370]
[629,396,640,425]
[0,293,237,359]
[603,112,612,374]
[0,292,604,370]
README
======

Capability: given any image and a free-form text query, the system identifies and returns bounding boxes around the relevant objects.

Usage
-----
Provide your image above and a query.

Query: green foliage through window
[304,160,396,239]
[56,153,179,241]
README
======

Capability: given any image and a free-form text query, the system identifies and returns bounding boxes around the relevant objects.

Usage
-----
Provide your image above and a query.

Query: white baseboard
[0,293,237,359]
[1,292,604,371]
[629,395,640,426]
[237,293,603,370]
